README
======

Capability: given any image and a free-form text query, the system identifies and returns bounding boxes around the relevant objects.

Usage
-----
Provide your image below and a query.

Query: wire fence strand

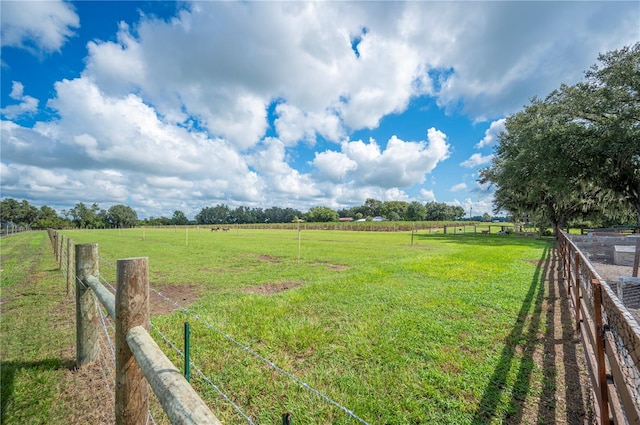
[150,322,255,424]
[151,286,371,425]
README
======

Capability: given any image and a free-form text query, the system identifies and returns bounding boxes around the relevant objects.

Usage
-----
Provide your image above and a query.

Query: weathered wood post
[53,231,59,262]
[58,232,63,265]
[75,243,100,366]
[66,238,73,296]
[58,234,65,270]
[633,238,639,278]
[574,250,581,332]
[115,257,150,425]
[592,279,609,424]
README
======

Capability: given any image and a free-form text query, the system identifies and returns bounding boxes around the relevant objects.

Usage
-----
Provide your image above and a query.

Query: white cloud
[72,0,638,154]
[330,129,450,188]
[274,103,344,146]
[2,1,638,218]
[249,137,321,200]
[460,153,494,168]
[0,82,39,119]
[476,118,506,148]
[312,150,358,183]
[420,189,436,202]
[451,183,467,192]
[0,0,79,53]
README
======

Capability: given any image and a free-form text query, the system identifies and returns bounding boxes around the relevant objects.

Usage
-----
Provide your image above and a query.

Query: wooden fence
[47,229,222,425]
[558,230,640,425]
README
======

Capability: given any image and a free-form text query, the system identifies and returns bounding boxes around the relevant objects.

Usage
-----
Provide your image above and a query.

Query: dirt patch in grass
[243,281,303,294]
[313,261,349,271]
[59,360,115,425]
[258,254,280,263]
[150,284,202,316]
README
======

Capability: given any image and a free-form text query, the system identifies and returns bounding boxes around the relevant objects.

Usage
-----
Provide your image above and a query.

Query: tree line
[0,199,140,229]
[1,197,475,229]
[480,43,640,230]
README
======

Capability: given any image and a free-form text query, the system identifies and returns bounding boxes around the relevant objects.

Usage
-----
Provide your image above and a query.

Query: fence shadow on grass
[0,358,75,423]
[414,232,552,248]
[539,246,589,425]
[469,242,548,424]
[470,242,589,424]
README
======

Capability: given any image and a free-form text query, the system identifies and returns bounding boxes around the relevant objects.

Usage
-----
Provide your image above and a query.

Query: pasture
[2,228,560,424]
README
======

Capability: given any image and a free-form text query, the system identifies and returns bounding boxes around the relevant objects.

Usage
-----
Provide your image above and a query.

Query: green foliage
[304,206,339,222]
[379,200,409,221]
[170,210,190,225]
[424,201,465,221]
[195,204,231,224]
[481,43,640,227]
[106,204,138,228]
[406,200,427,221]
[67,202,105,228]
[1,198,37,227]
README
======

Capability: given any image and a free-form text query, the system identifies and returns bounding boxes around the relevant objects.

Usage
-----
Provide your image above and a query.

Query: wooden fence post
[53,231,59,263]
[592,279,609,424]
[75,243,100,366]
[115,257,150,425]
[633,238,639,278]
[59,234,65,270]
[66,238,73,296]
[574,251,581,333]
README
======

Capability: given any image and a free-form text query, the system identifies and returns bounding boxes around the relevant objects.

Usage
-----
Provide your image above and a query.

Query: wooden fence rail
[48,230,222,425]
[558,231,640,425]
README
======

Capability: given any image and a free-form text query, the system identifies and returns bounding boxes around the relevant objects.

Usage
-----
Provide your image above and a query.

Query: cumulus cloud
[420,189,436,202]
[70,0,638,153]
[1,0,79,53]
[451,183,467,192]
[274,103,344,146]
[2,1,638,217]
[313,150,358,183]
[476,118,506,148]
[249,137,321,200]
[460,153,494,168]
[313,128,450,188]
[0,82,39,119]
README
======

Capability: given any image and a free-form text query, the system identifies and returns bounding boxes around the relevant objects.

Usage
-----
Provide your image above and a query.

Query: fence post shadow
[471,243,550,424]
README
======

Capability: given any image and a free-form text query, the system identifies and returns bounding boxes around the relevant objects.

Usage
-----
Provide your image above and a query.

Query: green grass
[55,227,551,424]
[1,232,76,424]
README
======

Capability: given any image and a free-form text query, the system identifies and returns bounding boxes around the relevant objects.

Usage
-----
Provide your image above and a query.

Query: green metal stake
[184,322,191,382]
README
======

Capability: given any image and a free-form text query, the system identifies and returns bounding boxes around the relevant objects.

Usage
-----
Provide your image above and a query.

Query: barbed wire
[99,275,116,293]
[151,286,371,425]
[75,275,88,290]
[147,409,157,425]
[150,322,255,424]
[97,304,116,363]
[95,341,115,401]
[100,256,117,270]
[70,247,369,425]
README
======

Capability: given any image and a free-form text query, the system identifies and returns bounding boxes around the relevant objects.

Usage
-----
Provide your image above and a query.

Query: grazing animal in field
[211,227,221,231]
[222,227,230,232]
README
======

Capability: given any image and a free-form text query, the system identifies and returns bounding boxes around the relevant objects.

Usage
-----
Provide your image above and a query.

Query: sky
[1,1,639,220]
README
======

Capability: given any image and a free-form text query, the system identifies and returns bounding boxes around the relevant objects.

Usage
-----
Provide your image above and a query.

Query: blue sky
[1,1,638,219]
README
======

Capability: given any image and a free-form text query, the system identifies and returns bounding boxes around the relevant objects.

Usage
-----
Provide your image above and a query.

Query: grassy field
[1,232,79,423]
[2,228,552,424]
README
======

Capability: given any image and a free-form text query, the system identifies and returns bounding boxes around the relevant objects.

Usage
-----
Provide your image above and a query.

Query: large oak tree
[481,43,640,228]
